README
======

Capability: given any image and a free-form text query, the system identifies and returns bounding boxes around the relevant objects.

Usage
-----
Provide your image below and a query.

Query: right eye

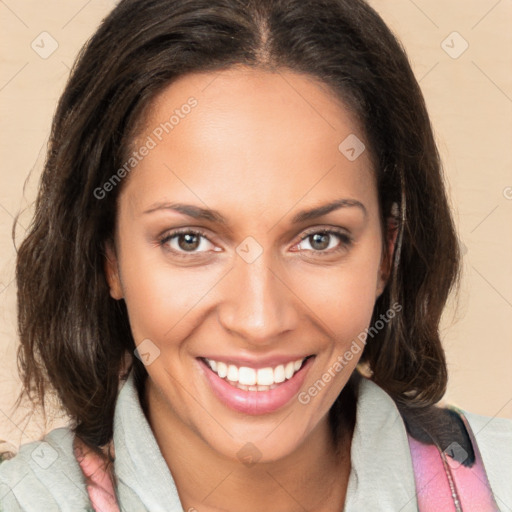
[158,229,218,257]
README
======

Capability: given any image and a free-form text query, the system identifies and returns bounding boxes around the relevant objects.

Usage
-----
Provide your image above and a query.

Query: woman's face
[106,66,392,463]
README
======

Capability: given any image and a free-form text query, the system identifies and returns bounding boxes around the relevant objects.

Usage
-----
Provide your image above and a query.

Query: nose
[217,250,299,346]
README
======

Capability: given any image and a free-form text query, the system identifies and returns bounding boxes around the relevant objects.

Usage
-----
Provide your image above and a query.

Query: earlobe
[104,239,124,300]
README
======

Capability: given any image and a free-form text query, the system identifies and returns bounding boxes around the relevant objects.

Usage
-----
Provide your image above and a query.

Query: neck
[139,371,358,512]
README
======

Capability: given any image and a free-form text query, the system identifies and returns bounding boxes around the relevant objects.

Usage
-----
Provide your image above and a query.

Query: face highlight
[105,66,392,464]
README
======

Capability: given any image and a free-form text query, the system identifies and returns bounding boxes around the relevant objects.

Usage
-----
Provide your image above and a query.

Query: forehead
[121,66,376,221]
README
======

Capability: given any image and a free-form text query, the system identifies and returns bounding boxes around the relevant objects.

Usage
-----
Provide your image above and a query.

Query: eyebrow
[143,198,367,225]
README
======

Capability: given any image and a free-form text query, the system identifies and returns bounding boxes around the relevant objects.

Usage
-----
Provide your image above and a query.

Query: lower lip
[199,357,314,415]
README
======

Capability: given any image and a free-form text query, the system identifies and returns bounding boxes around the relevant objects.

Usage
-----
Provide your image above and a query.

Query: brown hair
[11,0,462,470]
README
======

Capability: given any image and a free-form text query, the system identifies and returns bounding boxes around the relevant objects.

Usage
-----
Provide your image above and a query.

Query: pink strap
[407,409,499,511]
[73,436,120,512]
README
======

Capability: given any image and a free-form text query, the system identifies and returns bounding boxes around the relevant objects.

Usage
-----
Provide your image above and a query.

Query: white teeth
[228,381,273,392]
[217,361,227,378]
[238,367,256,386]
[257,367,274,386]
[205,357,307,390]
[274,365,286,383]
[285,361,295,379]
[227,365,238,382]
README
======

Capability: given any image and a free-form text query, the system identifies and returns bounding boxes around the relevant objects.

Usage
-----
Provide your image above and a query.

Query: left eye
[295,230,351,253]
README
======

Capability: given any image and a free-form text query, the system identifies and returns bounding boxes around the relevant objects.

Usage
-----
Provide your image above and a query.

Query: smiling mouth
[199,355,314,392]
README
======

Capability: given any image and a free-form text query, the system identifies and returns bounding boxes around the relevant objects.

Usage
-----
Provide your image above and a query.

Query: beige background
[1,0,511,452]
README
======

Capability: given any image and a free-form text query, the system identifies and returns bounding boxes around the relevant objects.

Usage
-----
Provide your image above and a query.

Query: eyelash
[158,227,353,258]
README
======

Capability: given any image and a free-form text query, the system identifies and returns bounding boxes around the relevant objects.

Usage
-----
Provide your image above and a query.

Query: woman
[1,0,511,510]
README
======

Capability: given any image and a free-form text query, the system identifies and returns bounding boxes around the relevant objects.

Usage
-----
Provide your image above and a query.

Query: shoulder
[461,409,512,507]
[0,427,92,511]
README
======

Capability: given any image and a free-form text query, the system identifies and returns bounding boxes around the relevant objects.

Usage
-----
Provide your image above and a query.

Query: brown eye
[308,232,331,251]
[159,229,216,256]
[176,232,201,251]
[295,229,352,255]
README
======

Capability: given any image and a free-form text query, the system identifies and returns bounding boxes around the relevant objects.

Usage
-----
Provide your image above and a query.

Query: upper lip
[199,354,314,369]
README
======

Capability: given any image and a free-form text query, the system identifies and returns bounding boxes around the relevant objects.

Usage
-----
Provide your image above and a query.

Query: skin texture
[105,66,395,511]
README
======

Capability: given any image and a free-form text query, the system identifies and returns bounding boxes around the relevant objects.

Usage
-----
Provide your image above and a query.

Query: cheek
[295,251,382,408]
[296,247,382,335]
[300,273,377,380]
[118,241,225,345]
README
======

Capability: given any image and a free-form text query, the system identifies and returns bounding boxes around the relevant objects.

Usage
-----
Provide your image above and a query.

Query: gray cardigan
[1,369,511,511]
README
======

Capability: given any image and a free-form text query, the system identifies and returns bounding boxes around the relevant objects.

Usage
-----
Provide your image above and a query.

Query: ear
[376,203,399,298]
[104,238,124,300]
